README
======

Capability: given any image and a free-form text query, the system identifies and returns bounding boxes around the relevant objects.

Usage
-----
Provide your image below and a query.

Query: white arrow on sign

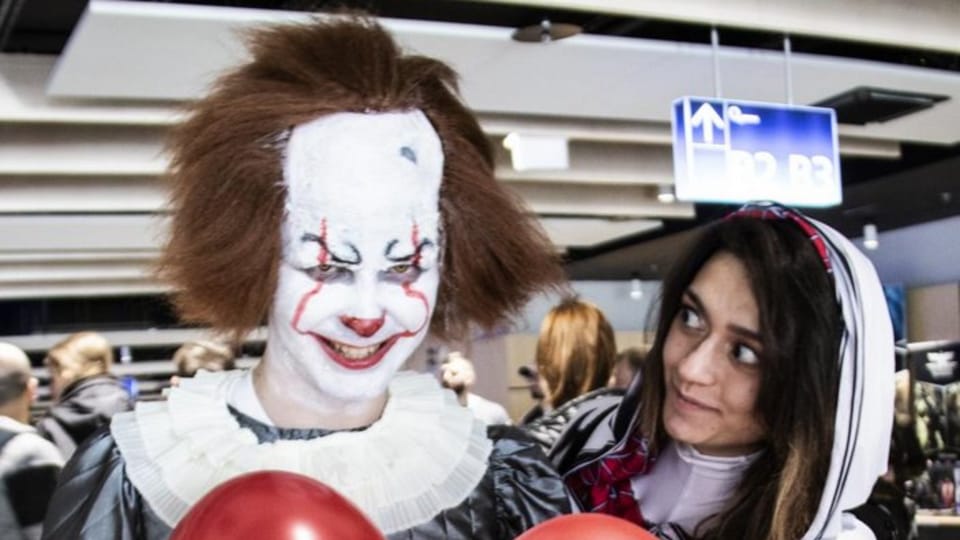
[728,105,760,126]
[689,102,725,144]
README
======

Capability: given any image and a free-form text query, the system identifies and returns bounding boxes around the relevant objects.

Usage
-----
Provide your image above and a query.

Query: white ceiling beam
[0,57,906,159]
[0,121,899,183]
[516,183,695,218]
[0,281,167,301]
[0,53,904,164]
[0,215,165,251]
[0,175,691,220]
[539,217,662,248]
[0,54,180,126]
[44,2,960,145]
[495,141,674,185]
[0,175,165,213]
[0,260,153,284]
[480,0,960,53]
[0,123,167,175]
[0,250,155,263]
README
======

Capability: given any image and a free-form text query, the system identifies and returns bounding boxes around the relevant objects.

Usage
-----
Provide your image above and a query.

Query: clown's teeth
[330,341,380,360]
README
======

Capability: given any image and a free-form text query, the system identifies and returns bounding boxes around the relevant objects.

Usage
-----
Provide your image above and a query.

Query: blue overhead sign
[671,97,841,207]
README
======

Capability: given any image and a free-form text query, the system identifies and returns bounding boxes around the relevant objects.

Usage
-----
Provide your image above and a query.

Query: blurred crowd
[439,297,649,454]
[0,332,235,540]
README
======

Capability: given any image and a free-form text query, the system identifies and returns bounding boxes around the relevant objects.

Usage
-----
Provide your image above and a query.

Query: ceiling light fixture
[502,132,570,171]
[657,184,676,203]
[511,18,582,43]
[630,276,644,301]
[862,223,879,250]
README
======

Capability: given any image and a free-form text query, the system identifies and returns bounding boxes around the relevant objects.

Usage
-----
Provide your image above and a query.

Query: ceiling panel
[48,1,960,144]
[539,217,662,248]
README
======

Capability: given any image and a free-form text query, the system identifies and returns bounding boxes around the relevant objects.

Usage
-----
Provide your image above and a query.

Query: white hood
[802,219,895,539]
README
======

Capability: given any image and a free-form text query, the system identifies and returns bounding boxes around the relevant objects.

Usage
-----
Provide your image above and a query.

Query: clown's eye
[303,264,350,282]
[382,263,422,282]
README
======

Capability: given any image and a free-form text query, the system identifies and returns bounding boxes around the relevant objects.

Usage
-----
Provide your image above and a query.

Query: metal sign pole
[711,27,722,98]
[784,35,794,105]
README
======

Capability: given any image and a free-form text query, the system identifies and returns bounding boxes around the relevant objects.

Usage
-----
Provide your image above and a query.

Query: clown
[43,17,571,539]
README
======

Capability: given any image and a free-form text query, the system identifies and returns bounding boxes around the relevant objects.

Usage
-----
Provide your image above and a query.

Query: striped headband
[726,201,833,273]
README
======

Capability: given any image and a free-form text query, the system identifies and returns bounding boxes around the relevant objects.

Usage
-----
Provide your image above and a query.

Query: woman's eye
[679,306,704,330]
[733,344,760,366]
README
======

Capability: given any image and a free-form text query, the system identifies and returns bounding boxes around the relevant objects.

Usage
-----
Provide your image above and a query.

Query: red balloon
[171,471,384,540]
[517,513,656,540]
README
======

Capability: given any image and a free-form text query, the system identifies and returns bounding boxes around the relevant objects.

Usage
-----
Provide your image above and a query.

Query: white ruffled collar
[111,370,492,534]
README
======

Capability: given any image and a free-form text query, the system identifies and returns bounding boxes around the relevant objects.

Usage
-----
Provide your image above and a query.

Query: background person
[170,339,235,387]
[35,332,131,459]
[552,203,897,540]
[517,364,547,424]
[522,298,620,453]
[609,346,648,390]
[440,352,512,425]
[0,343,63,540]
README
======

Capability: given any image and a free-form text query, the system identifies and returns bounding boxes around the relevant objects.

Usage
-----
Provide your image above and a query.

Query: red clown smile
[313,334,402,370]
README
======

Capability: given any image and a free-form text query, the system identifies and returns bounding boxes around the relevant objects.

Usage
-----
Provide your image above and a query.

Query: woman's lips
[671,386,719,413]
[313,334,401,370]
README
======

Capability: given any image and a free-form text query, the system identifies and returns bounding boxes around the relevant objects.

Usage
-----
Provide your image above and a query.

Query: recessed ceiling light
[657,184,676,203]
[512,19,582,43]
[862,223,879,250]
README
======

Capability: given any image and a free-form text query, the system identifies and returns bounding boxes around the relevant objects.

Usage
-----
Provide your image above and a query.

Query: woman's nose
[676,338,718,385]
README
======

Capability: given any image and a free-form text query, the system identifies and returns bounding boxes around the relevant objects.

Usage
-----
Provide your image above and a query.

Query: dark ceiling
[2,0,959,281]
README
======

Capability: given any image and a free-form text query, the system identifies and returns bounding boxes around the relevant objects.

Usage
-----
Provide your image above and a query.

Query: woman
[169,340,235,387]
[35,332,132,459]
[523,298,621,453]
[551,203,895,540]
[43,16,571,539]
[609,346,648,389]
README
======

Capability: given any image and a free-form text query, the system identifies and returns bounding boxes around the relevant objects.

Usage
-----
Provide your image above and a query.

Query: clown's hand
[440,352,476,405]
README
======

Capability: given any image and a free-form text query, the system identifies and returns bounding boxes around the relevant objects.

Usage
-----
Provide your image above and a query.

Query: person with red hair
[43,15,570,539]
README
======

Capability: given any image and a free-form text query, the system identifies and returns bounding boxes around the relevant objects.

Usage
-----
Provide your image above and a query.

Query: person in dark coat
[522,298,620,454]
[0,342,63,540]
[43,15,571,539]
[35,332,131,460]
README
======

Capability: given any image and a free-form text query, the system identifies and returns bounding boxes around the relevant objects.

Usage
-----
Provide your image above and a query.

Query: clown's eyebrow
[300,233,362,264]
[384,238,434,262]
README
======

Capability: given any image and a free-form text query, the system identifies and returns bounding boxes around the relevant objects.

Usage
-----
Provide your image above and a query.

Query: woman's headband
[726,201,833,274]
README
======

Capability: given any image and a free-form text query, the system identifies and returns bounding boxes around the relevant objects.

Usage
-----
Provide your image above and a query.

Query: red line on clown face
[397,221,430,338]
[399,281,430,338]
[291,218,329,334]
[411,222,422,268]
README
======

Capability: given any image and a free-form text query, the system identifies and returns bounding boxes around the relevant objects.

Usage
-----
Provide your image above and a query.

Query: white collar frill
[111,370,493,535]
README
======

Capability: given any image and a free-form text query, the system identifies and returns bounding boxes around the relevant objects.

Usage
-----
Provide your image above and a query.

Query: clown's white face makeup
[263,110,442,410]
